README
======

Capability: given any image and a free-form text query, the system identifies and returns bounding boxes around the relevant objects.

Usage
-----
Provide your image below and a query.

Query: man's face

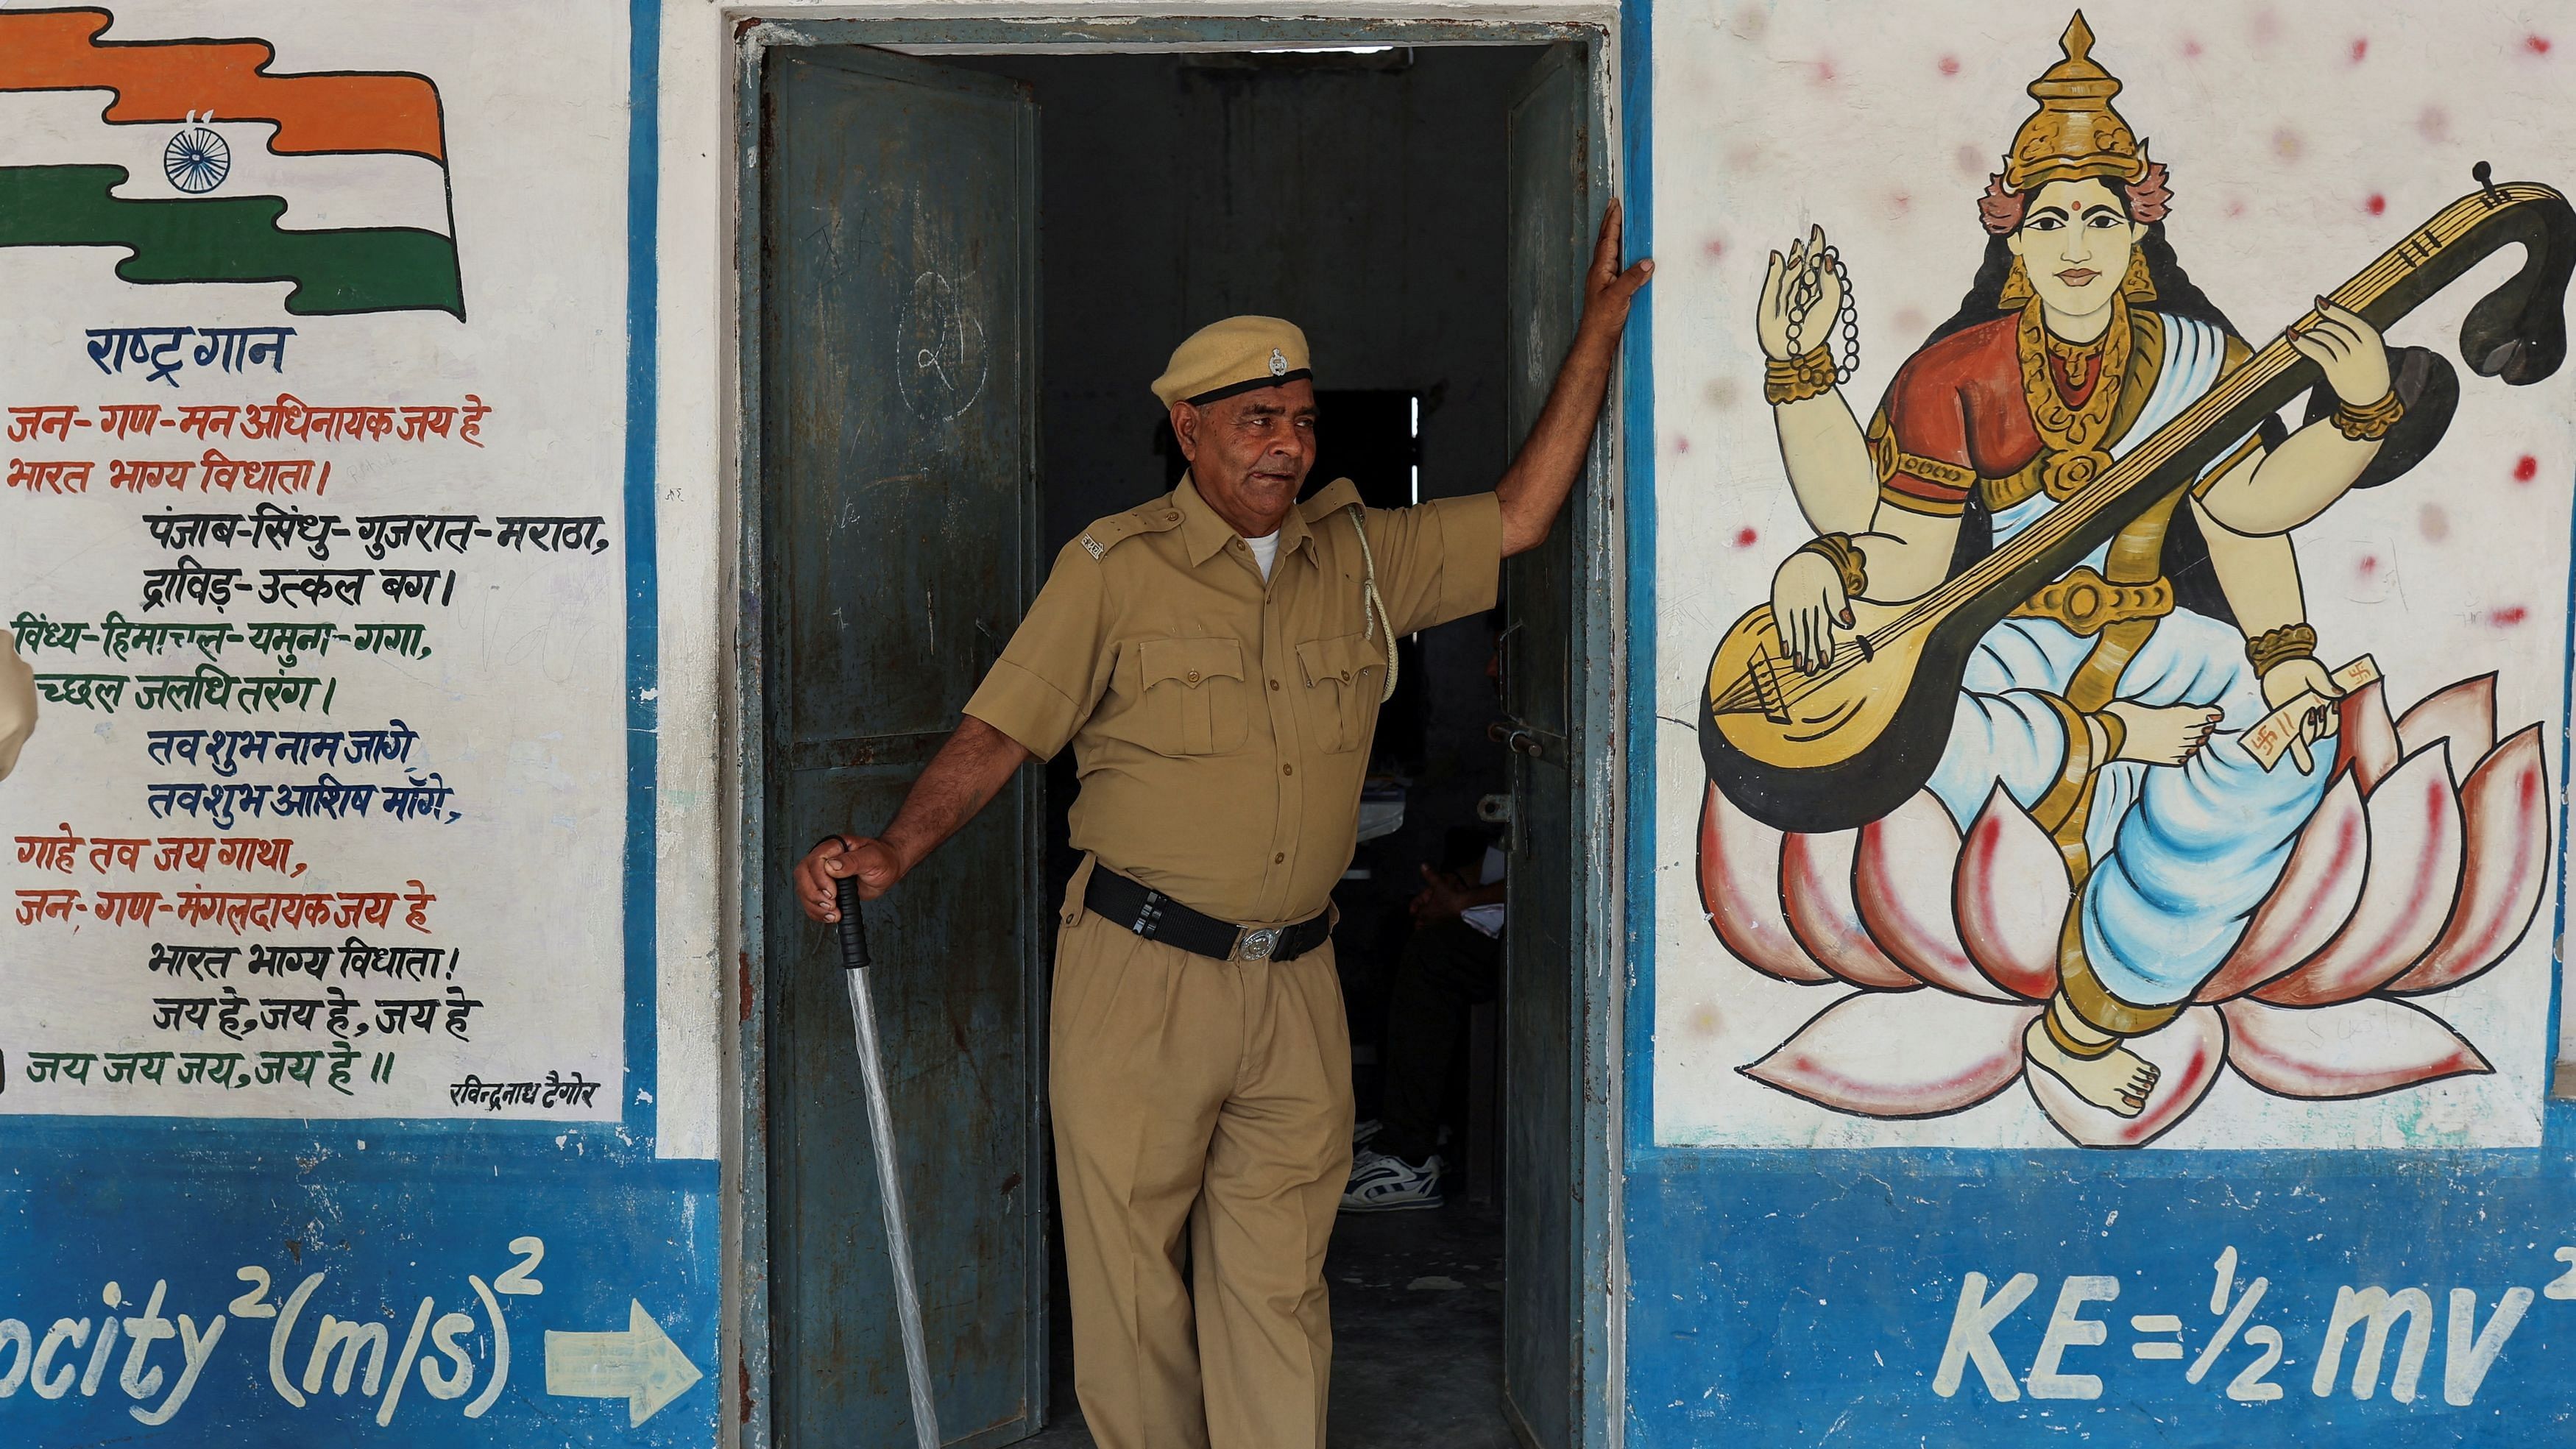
[1172,379,1317,531]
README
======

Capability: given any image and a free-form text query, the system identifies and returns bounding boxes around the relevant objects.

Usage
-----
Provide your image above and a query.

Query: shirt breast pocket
[1133,637,1250,757]
[1295,633,1385,754]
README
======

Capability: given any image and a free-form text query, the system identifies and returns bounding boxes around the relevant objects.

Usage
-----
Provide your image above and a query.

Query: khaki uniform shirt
[963,474,1503,925]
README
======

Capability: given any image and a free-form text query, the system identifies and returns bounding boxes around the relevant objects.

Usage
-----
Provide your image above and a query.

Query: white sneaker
[1352,1118,1382,1148]
[1340,1147,1444,1213]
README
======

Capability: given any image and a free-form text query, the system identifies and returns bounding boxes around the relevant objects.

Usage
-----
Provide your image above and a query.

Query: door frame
[726,13,1634,1448]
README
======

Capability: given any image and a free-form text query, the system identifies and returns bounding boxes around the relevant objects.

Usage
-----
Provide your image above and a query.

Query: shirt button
[1269,679,1281,691]
[1164,511,1181,522]
[1185,669,1201,683]
[1274,852,1286,864]
[1281,763,1294,776]
[1340,669,1351,682]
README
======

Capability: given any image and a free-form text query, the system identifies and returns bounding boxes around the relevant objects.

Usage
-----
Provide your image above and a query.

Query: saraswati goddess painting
[1685,12,2575,1147]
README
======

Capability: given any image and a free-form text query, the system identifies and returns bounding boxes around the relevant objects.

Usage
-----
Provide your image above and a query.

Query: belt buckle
[1237,927,1280,961]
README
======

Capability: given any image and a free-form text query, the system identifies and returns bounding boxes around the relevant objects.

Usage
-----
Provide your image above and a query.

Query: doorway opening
[745,23,1620,1449]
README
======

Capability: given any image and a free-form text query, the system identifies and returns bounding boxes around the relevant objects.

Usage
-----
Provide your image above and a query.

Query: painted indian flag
[0,6,461,316]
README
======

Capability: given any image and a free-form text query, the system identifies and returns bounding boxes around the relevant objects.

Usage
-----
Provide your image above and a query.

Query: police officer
[794,202,1649,1449]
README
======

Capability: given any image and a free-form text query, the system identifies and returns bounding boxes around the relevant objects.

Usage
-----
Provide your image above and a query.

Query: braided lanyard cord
[1342,503,1399,702]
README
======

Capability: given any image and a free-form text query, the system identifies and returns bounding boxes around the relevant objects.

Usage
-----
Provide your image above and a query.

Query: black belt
[1084,869,1331,963]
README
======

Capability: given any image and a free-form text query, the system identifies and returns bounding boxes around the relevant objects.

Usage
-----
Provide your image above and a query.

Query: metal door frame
[726,13,1633,1448]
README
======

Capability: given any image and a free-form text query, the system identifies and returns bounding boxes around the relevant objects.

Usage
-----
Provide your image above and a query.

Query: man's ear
[1170,403,1200,461]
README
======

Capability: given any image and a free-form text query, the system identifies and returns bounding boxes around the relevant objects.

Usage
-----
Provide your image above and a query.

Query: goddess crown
[2004,13,2148,191]
[1979,13,2170,234]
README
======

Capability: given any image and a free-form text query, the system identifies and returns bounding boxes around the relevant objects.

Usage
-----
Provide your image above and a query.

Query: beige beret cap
[1150,315,1313,407]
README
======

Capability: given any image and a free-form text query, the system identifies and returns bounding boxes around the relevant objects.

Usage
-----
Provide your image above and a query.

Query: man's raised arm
[1494,199,1654,557]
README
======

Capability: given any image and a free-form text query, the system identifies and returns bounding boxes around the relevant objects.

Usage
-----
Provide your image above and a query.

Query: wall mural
[1659,9,2574,1149]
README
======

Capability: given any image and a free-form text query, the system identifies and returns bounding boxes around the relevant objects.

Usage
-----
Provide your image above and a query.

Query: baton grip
[833,875,872,972]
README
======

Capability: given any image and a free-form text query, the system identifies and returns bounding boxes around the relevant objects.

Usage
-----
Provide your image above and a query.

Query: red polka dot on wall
[2513,456,2539,483]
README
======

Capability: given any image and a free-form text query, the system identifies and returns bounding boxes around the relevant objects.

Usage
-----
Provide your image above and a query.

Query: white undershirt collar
[1243,530,1280,581]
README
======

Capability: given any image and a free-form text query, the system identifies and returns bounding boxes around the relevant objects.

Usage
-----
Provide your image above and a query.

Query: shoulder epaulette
[1075,498,1184,561]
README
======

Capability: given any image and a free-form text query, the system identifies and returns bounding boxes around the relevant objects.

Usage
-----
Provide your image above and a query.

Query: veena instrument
[1703,172,2576,834]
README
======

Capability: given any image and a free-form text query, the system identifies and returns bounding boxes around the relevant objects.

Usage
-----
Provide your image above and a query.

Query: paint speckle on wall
[2489,605,2529,627]
[2419,501,2451,542]
[2349,37,2369,63]
[1734,527,1760,549]
[2514,454,2540,483]
[1938,54,1961,77]
[2273,127,2304,160]
[1673,433,1691,455]
[2365,192,2387,216]
[2525,33,2552,56]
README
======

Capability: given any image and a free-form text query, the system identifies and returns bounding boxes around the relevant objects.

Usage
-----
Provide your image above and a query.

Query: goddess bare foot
[2103,699,2223,766]
[2024,1016,2161,1117]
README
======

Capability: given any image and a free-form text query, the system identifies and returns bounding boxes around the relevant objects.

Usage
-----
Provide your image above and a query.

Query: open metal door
[1499,40,1600,1449]
[759,48,1045,1449]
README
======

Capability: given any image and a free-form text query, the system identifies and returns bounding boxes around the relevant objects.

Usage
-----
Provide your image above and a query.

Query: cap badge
[1268,347,1289,377]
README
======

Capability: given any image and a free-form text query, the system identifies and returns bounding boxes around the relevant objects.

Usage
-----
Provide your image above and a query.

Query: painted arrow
[544,1300,704,1426]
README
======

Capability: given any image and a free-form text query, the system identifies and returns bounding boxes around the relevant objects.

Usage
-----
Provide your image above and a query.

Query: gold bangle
[2331,389,2404,442]
[2245,623,2319,677]
[1763,344,1837,405]
[1795,532,1869,598]
[2087,708,2126,765]
[2042,998,2121,1060]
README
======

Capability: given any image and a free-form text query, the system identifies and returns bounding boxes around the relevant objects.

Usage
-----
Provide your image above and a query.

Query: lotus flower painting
[1690,675,2554,1148]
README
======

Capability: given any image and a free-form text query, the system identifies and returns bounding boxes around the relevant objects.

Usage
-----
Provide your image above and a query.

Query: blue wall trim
[620,0,664,1148]
[1618,0,1657,1175]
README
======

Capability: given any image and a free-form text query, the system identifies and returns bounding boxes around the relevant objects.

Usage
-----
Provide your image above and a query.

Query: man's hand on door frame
[1495,198,1653,557]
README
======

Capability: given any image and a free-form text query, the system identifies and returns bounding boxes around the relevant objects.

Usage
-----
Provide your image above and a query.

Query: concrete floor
[1020,1197,1514,1448]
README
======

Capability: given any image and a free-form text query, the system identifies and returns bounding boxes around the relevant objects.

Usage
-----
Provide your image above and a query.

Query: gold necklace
[2017,295,2131,499]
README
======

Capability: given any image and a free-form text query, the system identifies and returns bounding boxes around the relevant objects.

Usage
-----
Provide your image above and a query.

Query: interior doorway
[743,21,1620,1449]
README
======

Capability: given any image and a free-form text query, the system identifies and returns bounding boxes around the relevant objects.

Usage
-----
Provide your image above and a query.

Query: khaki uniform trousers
[1050,862,1354,1449]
